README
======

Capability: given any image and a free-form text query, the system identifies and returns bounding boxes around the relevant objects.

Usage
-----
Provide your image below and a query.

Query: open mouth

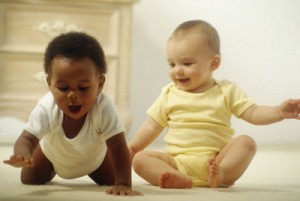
[68,105,82,113]
[178,78,190,84]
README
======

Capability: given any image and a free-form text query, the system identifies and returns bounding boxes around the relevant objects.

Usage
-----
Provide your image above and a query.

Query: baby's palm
[3,154,33,168]
[280,99,300,119]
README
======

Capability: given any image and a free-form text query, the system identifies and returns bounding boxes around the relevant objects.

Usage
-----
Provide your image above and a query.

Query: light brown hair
[172,20,221,55]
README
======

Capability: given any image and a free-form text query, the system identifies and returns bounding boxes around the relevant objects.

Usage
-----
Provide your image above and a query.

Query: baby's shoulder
[217,79,236,87]
[216,79,242,98]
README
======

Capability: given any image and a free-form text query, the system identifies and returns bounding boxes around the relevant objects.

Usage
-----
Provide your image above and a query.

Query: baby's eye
[78,86,90,91]
[168,63,175,68]
[183,62,193,66]
[57,86,68,92]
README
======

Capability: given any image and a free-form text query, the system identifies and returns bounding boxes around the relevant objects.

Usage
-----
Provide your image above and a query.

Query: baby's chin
[175,84,189,91]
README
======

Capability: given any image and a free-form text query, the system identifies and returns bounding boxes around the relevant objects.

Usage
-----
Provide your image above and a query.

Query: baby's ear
[211,55,221,70]
[98,75,105,93]
[46,75,51,87]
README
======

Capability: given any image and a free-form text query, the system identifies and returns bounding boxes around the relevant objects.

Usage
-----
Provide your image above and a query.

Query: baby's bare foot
[207,158,225,188]
[159,172,192,189]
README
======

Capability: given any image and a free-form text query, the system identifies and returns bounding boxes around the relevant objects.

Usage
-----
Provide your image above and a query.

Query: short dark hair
[44,32,107,75]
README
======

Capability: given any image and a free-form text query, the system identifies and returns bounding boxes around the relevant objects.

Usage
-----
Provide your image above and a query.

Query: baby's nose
[175,67,184,75]
[68,91,78,100]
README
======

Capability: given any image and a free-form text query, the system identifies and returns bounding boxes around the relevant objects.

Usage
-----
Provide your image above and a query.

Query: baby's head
[171,20,220,56]
[44,32,107,76]
[167,20,221,93]
[44,32,107,120]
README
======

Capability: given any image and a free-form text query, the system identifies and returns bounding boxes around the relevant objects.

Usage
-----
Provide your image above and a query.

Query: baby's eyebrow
[55,79,91,83]
[77,80,92,84]
[55,80,67,84]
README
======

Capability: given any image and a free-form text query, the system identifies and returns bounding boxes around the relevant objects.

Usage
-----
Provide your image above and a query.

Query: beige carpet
[1,144,300,201]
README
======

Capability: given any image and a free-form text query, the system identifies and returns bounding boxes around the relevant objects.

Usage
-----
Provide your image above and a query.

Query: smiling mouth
[178,78,190,84]
[69,105,82,113]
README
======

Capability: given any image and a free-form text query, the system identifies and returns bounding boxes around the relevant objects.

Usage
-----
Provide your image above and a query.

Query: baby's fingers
[118,189,143,196]
[294,113,300,120]
[3,155,32,168]
[291,101,300,119]
[106,187,143,196]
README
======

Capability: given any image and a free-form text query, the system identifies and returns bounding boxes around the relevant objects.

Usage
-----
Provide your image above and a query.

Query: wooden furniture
[0,0,138,131]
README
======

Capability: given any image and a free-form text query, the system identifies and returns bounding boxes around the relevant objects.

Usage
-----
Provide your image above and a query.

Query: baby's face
[166,33,219,93]
[47,56,104,120]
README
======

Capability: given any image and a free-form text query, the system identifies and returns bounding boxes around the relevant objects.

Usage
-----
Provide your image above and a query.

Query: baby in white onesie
[4,32,141,196]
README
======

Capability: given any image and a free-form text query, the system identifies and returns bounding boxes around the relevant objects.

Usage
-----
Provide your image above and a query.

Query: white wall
[128,0,300,144]
[1,0,299,145]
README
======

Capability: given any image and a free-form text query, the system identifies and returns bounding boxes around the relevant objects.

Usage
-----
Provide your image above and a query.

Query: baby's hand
[3,154,33,168]
[106,184,143,196]
[279,99,300,119]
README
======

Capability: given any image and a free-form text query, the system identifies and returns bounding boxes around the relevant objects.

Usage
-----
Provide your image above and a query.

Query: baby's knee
[21,175,49,185]
[21,168,53,185]
[132,151,146,172]
[237,135,257,153]
[21,174,40,185]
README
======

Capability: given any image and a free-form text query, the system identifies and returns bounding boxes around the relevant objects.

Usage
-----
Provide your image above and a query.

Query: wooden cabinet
[0,0,138,131]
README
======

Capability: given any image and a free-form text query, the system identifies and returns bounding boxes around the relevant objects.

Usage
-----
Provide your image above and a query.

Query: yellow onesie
[147,79,255,186]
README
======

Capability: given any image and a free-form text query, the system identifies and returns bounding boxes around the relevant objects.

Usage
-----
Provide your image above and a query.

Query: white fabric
[24,92,124,179]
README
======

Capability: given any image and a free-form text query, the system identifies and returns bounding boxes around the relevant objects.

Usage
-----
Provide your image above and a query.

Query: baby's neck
[186,78,216,93]
[62,114,86,139]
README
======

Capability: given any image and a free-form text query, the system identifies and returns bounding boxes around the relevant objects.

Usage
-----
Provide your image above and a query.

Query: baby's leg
[21,144,55,184]
[208,135,256,188]
[132,151,192,188]
[159,172,193,189]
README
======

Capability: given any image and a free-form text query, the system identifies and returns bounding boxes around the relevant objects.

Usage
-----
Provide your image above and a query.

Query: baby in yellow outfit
[129,20,300,188]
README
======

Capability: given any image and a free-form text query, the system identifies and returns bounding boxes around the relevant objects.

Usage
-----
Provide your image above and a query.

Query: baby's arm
[3,130,39,167]
[128,117,164,159]
[105,132,142,196]
[241,99,300,125]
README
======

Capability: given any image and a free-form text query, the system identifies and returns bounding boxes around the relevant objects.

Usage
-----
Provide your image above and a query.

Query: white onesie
[24,92,124,179]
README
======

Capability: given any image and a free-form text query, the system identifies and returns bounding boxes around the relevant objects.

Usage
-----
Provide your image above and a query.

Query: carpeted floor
[1,144,300,201]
